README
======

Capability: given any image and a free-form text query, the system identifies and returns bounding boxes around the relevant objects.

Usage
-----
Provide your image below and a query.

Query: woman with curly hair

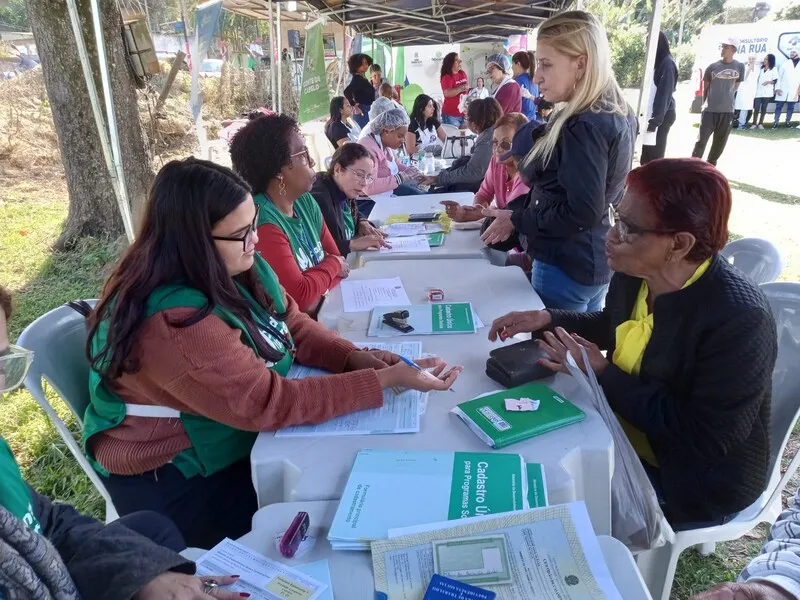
[230,114,347,314]
[440,52,469,127]
[84,158,462,548]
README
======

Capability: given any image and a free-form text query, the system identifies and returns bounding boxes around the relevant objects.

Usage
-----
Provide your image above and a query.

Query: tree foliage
[0,0,28,30]
[776,2,800,20]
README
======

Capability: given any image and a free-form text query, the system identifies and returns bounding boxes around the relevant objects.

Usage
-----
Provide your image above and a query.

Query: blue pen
[399,355,455,392]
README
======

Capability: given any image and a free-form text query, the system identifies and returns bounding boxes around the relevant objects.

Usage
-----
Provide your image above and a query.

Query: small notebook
[451,383,585,449]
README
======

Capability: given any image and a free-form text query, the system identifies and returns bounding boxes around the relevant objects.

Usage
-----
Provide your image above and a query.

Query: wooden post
[156,50,186,112]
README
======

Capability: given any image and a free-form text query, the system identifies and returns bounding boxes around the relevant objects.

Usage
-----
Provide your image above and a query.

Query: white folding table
[250,259,614,535]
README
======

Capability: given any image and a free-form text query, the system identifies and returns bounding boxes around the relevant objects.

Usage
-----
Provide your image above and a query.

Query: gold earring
[278,176,287,197]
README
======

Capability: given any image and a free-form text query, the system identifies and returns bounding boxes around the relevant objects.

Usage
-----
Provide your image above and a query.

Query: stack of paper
[382,222,426,237]
[368,303,477,337]
[195,538,330,600]
[275,342,427,437]
[380,235,431,253]
[328,448,530,551]
[372,503,623,599]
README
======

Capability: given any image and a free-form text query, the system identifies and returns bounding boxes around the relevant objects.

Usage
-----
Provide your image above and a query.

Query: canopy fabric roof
[222,0,567,45]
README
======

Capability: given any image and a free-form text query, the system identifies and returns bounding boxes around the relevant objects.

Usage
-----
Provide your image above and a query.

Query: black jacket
[310,174,368,257]
[546,256,777,524]
[343,74,375,107]
[649,56,678,131]
[513,109,637,287]
[33,488,193,599]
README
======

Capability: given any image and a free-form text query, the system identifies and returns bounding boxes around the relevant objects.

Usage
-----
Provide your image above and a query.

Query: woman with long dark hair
[753,53,778,129]
[343,53,374,128]
[641,32,677,164]
[85,158,461,549]
[406,94,446,156]
[310,144,388,256]
[440,52,469,126]
[325,96,357,148]
[512,50,539,121]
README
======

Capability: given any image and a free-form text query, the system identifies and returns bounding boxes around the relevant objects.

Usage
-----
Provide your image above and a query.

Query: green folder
[427,232,445,247]
[451,383,585,449]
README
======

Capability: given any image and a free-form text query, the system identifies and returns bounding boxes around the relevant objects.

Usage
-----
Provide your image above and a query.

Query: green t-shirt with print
[255,192,326,272]
[342,204,356,240]
[0,438,41,533]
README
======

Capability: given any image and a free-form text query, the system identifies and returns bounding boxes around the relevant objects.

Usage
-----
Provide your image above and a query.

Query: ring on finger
[202,579,219,594]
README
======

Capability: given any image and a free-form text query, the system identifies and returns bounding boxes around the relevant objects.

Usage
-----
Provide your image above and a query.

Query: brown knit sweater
[90,292,383,475]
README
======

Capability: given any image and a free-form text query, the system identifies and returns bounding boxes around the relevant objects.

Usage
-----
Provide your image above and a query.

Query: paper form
[194,538,327,600]
[383,222,426,236]
[275,342,425,437]
[293,561,333,600]
[379,235,432,253]
[340,277,411,313]
[372,503,622,600]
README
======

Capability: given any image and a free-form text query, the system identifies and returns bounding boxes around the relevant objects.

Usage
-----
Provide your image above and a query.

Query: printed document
[341,277,411,312]
[371,503,622,600]
[380,235,432,253]
[195,538,327,600]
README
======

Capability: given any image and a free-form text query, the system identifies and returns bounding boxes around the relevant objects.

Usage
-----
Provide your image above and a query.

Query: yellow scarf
[612,258,712,466]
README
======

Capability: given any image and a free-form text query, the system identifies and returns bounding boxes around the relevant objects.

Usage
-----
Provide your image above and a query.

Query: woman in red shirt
[440,52,469,127]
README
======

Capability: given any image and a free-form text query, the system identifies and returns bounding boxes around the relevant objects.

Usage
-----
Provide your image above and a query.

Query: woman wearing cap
[358,107,424,196]
[440,52,469,127]
[482,11,637,312]
[440,112,531,222]
[486,54,522,114]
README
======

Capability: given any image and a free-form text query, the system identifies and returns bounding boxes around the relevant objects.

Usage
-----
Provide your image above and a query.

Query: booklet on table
[368,303,476,337]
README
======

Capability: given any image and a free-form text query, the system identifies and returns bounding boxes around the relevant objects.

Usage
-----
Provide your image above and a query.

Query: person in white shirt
[753,54,779,129]
[734,55,758,129]
[475,77,490,99]
[774,48,800,128]
[691,488,800,600]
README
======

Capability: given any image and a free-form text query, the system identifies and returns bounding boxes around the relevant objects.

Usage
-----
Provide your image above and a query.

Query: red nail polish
[240,594,251,598]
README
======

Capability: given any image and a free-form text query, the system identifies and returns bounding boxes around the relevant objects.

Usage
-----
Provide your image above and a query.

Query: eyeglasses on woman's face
[0,345,34,394]
[212,204,260,252]
[608,205,675,244]
[345,167,375,184]
[290,147,313,166]
[492,139,512,154]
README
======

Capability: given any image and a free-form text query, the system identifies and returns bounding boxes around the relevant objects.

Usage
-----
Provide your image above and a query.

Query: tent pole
[65,0,134,242]
[268,0,277,110]
[636,0,663,161]
[277,0,283,113]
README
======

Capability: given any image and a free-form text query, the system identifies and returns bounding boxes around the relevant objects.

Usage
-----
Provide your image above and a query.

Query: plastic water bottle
[424,151,435,175]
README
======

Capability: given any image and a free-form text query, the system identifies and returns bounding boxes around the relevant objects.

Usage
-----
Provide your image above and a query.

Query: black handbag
[485,338,552,388]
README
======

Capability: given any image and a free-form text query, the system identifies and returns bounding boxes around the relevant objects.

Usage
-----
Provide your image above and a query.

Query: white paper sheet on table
[380,235,431,253]
[194,537,328,600]
[382,222,426,236]
[340,277,411,312]
[294,560,333,600]
[275,342,425,437]
[371,502,622,600]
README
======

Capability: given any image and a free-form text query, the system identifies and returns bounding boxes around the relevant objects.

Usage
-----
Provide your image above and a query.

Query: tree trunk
[26,0,152,248]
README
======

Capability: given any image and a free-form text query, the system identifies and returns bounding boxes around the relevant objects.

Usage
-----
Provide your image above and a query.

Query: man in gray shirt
[692,37,745,166]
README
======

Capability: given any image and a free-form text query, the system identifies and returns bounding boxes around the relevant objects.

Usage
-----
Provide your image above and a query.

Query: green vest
[255,192,326,271]
[0,438,41,533]
[83,254,294,479]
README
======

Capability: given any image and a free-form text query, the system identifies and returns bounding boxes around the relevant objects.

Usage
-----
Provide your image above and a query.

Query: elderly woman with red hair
[489,158,777,529]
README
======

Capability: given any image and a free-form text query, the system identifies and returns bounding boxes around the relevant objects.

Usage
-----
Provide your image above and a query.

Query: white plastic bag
[564,346,675,552]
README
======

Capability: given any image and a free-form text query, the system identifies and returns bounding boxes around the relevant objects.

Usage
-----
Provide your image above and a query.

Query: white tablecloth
[352,229,489,266]
[366,192,474,226]
[237,500,652,600]
[250,259,614,535]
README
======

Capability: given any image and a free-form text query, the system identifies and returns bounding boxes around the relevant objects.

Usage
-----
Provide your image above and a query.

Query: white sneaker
[757,124,764,129]
[795,124,800,129]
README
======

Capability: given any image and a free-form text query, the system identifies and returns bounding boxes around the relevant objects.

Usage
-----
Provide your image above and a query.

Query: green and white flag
[298,23,330,124]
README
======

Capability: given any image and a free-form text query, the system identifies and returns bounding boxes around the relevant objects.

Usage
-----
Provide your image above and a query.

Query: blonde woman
[482,11,637,312]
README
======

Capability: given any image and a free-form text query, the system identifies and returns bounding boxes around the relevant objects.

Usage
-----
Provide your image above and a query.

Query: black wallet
[485,338,552,388]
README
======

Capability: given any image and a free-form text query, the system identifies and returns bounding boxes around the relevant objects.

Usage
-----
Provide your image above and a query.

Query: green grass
[728,180,800,206]
[0,180,119,518]
[730,122,800,139]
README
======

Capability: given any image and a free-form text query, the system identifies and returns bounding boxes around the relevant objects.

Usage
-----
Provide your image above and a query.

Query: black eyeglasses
[213,204,260,251]
[608,205,675,244]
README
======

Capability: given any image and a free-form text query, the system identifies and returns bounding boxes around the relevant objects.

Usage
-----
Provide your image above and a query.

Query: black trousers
[104,457,258,549]
[692,111,733,166]
[640,108,676,164]
[117,511,186,552]
[753,96,772,125]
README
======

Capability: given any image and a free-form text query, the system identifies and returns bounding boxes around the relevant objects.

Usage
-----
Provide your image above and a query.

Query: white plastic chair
[720,237,783,284]
[636,281,800,600]
[324,156,332,169]
[17,301,119,523]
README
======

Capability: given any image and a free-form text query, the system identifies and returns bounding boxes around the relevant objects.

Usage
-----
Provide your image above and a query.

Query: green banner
[298,23,330,124]
[393,46,405,87]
